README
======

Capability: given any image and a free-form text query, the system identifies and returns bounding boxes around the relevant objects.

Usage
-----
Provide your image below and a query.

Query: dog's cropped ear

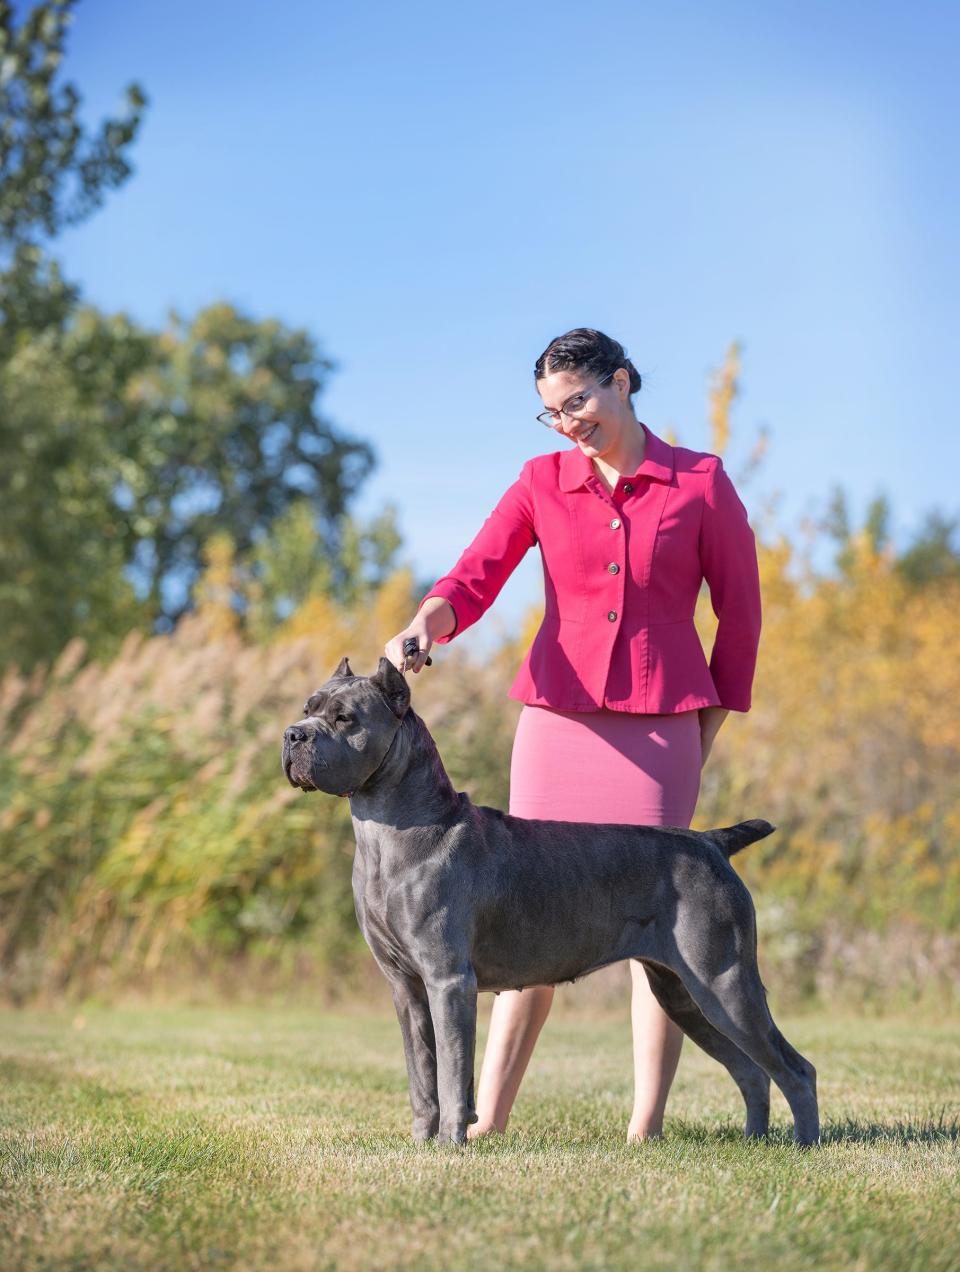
[332,656,354,678]
[370,656,411,719]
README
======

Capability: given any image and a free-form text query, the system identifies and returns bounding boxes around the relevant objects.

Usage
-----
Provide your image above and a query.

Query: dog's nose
[285,725,309,745]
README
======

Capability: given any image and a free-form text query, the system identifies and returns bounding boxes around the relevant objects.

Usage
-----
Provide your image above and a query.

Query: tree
[0,2,395,669]
[0,0,146,251]
[0,316,150,669]
[0,0,147,345]
[75,299,378,629]
[0,294,385,666]
[896,510,960,588]
[0,0,150,668]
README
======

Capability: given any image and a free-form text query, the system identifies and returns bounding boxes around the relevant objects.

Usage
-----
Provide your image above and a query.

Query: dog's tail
[708,819,775,859]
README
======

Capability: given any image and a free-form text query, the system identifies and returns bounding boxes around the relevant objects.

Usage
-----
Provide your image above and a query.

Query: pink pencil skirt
[509,704,702,829]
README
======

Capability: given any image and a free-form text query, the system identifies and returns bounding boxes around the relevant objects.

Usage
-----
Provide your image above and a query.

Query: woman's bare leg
[467,984,555,1137]
[627,960,684,1140]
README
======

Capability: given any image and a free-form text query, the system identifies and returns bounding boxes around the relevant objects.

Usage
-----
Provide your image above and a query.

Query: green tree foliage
[0,0,146,248]
[895,509,960,588]
[0,1,397,670]
[823,486,960,586]
[0,288,388,667]
[78,299,379,628]
[0,0,148,670]
[0,0,145,349]
[0,312,151,667]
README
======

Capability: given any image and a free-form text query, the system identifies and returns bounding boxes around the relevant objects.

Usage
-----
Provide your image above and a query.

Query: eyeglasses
[536,369,616,429]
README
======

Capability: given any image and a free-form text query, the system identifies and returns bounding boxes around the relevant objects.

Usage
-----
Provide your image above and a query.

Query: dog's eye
[335,713,351,725]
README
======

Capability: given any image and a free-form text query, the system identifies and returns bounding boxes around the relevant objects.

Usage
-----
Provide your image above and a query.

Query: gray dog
[281,656,818,1147]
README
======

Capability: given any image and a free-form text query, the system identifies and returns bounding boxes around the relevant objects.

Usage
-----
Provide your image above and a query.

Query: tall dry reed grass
[1,528,958,1008]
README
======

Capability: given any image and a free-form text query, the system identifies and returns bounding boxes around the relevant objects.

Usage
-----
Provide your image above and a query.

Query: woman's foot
[626,1121,664,1143]
[466,1121,504,1141]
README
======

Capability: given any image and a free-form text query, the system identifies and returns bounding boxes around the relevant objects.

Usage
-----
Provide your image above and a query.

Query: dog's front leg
[425,968,478,1145]
[387,973,440,1142]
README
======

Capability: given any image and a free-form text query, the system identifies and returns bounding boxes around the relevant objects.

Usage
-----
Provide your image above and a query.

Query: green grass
[1,1003,958,1270]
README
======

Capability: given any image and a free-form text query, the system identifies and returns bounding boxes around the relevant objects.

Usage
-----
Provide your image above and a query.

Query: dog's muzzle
[282,726,332,793]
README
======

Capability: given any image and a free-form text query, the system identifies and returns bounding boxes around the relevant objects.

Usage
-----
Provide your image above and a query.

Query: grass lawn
[1,1002,958,1270]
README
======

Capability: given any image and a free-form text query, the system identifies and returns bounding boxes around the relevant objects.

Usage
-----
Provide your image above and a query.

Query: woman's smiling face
[536,366,629,456]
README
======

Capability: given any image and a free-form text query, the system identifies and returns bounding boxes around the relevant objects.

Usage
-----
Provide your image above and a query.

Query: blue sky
[33,0,959,645]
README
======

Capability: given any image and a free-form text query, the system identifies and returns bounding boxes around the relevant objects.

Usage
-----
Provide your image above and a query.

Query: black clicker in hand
[402,637,432,668]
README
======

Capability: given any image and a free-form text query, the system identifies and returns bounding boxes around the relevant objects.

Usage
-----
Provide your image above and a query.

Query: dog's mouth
[283,749,325,792]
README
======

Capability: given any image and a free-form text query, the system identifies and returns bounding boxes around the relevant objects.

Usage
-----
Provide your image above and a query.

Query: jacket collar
[557,421,675,492]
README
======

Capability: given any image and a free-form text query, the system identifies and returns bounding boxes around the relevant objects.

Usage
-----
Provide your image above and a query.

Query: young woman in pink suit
[385,327,762,1142]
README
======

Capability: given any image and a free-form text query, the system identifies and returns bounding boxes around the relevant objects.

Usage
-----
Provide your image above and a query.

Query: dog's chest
[351,825,443,969]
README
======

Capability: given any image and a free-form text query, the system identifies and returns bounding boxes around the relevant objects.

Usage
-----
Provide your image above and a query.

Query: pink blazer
[418,421,762,714]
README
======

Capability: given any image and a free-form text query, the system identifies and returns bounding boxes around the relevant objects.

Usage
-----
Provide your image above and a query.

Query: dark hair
[534,328,643,395]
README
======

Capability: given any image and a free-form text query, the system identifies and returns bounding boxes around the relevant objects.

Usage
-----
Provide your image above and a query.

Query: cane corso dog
[281,656,818,1147]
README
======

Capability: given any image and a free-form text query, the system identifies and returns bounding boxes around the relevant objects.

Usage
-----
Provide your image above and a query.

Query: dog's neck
[348,708,462,831]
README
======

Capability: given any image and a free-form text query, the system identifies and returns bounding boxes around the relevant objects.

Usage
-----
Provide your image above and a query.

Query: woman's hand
[384,621,433,676]
[384,598,456,675]
[698,705,729,769]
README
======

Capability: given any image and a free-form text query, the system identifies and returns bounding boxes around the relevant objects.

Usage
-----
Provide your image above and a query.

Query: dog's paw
[436,1125,468,1147]
[411,1115,440,1143]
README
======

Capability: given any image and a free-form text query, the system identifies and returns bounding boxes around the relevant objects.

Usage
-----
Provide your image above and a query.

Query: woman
[384,327,761,1142]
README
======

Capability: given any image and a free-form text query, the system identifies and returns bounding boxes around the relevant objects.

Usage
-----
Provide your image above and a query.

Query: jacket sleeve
[417,459,538,643]
[698,456,762,711]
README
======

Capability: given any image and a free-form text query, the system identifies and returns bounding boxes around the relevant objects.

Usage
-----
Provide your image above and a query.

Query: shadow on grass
[653,1114,960,1148]
[318,1111,960,1156]
[820,1113,960,1145]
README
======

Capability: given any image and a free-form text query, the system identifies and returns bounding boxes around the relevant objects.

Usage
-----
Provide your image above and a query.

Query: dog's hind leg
[639,960,770,1138]
[388,973,440,1142]
[669,953,819,1147]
